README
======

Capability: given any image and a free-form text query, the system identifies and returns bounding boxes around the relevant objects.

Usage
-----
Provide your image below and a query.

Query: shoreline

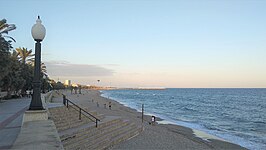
[100,91,226,141]
[58,89,246,149]
[98,90,247,150]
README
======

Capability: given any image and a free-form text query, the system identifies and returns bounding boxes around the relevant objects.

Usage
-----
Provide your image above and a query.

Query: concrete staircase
[49,106,103,132]
[49,106,142,150]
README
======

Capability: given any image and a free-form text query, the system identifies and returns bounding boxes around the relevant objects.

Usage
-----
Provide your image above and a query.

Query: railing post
[79,108,81,120]
[142,104,144,123]
[66,100,68,108]
[63,95,66,105]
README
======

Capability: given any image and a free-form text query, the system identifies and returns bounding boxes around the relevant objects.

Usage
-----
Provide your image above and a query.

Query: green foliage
[41,74,51,92]
[0,19,16,34]
[0,51,11,87]
[20,63,34,93]
[2,54,25,98]
[51,81,65,90]
[13,47,35,94]
[0,19,16,88]
[0,35,13,52]
[15,47,34,64]
[0,18,52,98]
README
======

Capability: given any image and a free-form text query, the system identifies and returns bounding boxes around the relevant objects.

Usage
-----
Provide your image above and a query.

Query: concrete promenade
[12,120,63,150]
[0,92,63,150]
[0,98,30,149]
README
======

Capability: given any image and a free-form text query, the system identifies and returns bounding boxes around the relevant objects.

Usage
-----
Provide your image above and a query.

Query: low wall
[0,91,8,99]
[12,120,64,150]
[12,90,64,149]
[43,91,54,102]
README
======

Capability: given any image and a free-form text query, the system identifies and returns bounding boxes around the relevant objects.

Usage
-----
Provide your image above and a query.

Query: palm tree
[0,19,16,34]
[0,19,16,42]
[15,47,34,64]
[0,19,16,89]
[14,47,35,95]
[0,19,16,51]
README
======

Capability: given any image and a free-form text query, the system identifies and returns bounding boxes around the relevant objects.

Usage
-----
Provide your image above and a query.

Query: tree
[0,19,16,35]
[0,19,16,52]
[20,63,34,95]
[51,81,65,90]
[15,47,34,64]
[2,51,25,98]
[11,48,34,95]
[0,45,11,86]
[0,19,16,89]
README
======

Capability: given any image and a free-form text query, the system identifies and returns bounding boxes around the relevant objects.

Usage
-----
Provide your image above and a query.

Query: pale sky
[2,0,266,88]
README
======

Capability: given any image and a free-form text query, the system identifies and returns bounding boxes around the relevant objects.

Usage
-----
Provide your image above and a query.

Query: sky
[1,0,266,88]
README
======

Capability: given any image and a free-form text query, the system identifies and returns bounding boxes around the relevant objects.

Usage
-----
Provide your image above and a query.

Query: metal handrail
[63,95,100,127]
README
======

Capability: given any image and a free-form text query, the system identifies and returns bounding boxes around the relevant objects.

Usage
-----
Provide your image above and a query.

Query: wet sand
[57,89,246,150]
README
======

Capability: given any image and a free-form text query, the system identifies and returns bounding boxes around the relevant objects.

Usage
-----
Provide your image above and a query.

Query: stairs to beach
[49,106,103,131]
[49,106,142,150]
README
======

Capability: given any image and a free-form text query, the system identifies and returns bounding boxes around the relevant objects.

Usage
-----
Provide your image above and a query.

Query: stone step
[53,114,88,122]
[62,118,125,148]
[49,110,80,119]
[49,106,75,112]
[53,112,97,125]
[49,106,92,115]
[59,116,120,140]
[56,120,89,132]
[54,116,90,125]
[84,122,138,149]
[49,106,103,132]
[53,114,100,125]
[72,121,134,149]
[49,108,92,118]
[52,116,100,126]
[55,114,104,131]
[97,125,142,150]
[51,113,79,119]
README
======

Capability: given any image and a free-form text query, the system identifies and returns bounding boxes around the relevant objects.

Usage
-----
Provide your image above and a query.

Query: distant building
[64,80,71,87]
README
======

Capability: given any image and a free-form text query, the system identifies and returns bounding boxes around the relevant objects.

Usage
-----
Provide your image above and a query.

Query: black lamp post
[29,16,46,110]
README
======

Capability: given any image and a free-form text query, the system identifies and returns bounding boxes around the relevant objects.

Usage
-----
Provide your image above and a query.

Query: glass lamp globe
[31,16,46,41]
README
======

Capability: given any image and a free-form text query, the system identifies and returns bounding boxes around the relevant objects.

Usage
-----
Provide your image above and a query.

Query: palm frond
[15,47,34,64]
[0,19,16,36]
[0,24,8,31]
[3,35,16,42]
[0,19,7,30]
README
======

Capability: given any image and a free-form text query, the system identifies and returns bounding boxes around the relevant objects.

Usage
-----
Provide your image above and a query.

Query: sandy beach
[55,89,246,150]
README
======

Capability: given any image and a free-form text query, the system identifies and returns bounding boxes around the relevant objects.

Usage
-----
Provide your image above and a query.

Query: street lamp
[29,16,46,110]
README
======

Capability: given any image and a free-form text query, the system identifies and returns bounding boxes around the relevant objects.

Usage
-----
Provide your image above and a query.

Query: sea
[101,88,266,150]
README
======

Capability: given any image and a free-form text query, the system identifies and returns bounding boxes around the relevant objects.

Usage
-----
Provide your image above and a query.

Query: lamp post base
[28,106,44,110]
[23,109,48,123]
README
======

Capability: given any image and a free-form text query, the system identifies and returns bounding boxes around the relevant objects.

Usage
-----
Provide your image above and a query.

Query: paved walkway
[12,120,64,150]
[0,97,30,149]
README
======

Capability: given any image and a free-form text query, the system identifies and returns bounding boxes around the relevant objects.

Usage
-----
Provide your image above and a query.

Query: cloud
[44,61,114,77]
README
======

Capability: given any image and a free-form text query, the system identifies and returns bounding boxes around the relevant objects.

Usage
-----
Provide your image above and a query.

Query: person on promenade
[26,90,30,98]
[30,90,33,98]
